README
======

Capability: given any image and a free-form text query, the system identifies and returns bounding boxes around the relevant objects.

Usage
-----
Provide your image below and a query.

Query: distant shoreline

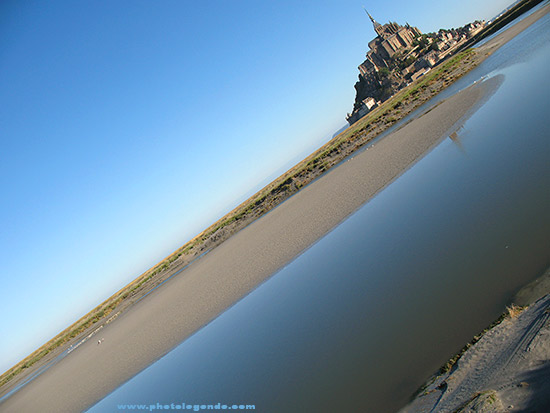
[2,3,549,410]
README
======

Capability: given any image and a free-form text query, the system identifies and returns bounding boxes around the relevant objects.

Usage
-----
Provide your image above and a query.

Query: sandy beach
[1,4,549,412]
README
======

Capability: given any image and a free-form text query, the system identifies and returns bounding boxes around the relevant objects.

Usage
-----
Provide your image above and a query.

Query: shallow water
[89,15,550,413]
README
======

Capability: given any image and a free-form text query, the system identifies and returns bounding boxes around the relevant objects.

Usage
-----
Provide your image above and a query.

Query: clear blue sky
[0,0,512,373]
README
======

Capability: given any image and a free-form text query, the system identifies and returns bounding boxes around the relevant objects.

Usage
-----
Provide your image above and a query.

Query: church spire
[364,8,382,33]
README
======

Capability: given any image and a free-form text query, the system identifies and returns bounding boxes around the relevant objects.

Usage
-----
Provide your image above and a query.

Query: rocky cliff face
[352,70,401,112]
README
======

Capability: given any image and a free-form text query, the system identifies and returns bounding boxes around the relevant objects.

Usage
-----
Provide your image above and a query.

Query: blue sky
[0,0,512,373]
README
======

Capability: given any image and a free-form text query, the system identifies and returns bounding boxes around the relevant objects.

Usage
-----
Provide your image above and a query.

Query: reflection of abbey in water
[347,11,485,125]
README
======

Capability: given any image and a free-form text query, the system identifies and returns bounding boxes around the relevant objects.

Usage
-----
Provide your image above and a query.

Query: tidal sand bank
[0,69,501,413]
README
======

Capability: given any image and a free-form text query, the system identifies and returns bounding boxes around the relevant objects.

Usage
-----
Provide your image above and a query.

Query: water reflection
[448,127,465,153]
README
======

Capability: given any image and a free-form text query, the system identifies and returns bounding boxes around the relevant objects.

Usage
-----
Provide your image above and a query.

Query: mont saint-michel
[1,1,549,411]
[347,11,485,125]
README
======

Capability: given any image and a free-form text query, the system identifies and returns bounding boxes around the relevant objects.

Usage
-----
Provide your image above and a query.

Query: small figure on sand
[97,338,104,345]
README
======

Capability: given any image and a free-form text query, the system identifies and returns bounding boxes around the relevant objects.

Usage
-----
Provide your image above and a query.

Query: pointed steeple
[364,8,382,34]
[364,9,378,25]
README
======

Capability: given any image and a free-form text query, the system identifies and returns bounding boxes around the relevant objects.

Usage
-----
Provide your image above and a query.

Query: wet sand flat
[0,71,501,413]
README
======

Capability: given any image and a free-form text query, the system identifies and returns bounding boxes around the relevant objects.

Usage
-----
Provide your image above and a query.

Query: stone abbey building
[365,12,422,61]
